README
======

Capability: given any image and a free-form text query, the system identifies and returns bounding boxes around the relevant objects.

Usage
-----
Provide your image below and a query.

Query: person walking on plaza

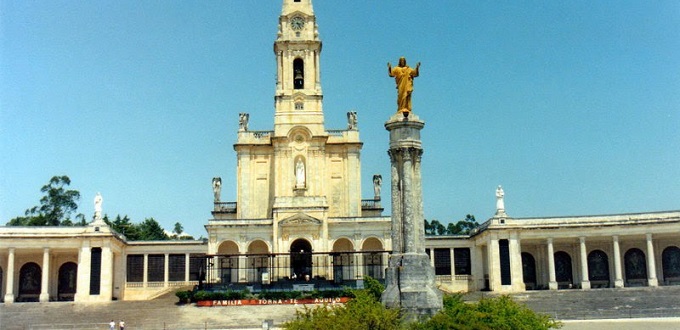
[109,320,115,330]
[119,320,125,330]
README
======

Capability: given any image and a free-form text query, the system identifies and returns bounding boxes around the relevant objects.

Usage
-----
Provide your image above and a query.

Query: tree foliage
[284,279,560,330]
[425,214,479,236]
[411,294,561,330]
[7,175,83,226]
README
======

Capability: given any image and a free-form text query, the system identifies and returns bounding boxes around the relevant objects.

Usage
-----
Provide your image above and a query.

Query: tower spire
[273,0,324,136]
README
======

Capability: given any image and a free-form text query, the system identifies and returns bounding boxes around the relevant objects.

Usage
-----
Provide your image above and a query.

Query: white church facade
[1,0,679,303]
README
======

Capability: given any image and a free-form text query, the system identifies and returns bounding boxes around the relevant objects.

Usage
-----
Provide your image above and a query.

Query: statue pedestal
[382,112,442,320]
[382,253,443,319]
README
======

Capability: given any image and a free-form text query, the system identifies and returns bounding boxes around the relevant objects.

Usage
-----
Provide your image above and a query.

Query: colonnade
[3,244,116,303]
[485,233,668,292]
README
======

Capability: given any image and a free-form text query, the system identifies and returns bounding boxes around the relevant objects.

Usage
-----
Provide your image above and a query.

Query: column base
[39,293,50,302]
[3,294,15,304]
[381,253,443,320]
[648,278,659,287]
[580,281,591,290]
[614,279,624,288]
[549,281,558,290]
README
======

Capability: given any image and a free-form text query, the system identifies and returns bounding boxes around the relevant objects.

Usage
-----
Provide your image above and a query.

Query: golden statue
[388,57,420,113]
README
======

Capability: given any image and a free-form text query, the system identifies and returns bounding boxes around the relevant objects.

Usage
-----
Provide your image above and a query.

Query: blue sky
[1,1,679,238]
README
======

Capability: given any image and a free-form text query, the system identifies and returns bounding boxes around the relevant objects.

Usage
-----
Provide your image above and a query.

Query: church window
[433,248,451,275]
[293,58,304,89]
[295,102,304,110]
[294,0,301,2]
[126,255,144,282]
[147,254,164,282]
[454,248,472,275]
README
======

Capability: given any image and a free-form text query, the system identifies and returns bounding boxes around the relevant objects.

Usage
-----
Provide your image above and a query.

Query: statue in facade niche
[295,158,306,188]
[94,192,103,219]
[347,111,358,130]
[238,113,249,131]
[388,57,420,113]
[373,174,382,199]
[496,185,505,214]
[212,177,222,202]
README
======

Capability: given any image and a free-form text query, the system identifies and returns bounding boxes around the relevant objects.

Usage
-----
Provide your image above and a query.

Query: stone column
[185,253,191,283]
[646,234,658,287]
[239,256,247,282]
[143,254,148,288]
[100,246,114,301]
[579,237,591,290]
[612,236,624,288]
[75,243,91,302]
[429,250,435,267]
[4,248,15,303]
[449,248,455,277]
[381,112,442,318]
[472,246,485,291]
[488,237,501,291]
[40,248,50,302]
[547,238,557,290]
[164,253,170,287]
[509,234,525,291]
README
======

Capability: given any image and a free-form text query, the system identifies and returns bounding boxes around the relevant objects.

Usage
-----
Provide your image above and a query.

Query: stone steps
[3,286,680,329]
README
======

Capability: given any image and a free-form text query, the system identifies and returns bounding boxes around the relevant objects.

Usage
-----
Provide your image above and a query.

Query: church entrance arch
[58,262,77,301]
[554,251,573,288]
[332,238,354,283]
[362,237,384,279]
[290,239,312,281]
[521,252,536,289]
[587,250,610,288]
[247,240,270,283]
[662,246,680,285]
[218,241,240,284]
[19,262,41,301]
[624,248,647,286]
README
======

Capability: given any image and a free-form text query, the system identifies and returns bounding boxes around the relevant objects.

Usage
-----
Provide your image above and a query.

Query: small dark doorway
[587,250,610,287]
[290,239,312,280]
[521,252,536,289]
[499,239,511,285]
[58,262,78,301]
[624,248,647,286]
[19,262,41,301]
[662,246,680,283]
[554,251,573,288]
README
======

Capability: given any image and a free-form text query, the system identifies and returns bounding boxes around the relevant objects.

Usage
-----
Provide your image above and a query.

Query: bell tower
[274,0,324,136]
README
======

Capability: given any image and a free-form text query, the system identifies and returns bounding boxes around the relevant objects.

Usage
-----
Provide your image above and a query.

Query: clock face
[290,16,305,31]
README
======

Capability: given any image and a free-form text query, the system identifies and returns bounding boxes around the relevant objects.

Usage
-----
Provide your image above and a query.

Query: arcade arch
[662,246,680,284]
[332,238,354,283]
[362,237,384,279]
[19,262,41,301]
[587,250,610,287]
[218,241,240,284]
[624,248,647,286]
[58,262,77,301]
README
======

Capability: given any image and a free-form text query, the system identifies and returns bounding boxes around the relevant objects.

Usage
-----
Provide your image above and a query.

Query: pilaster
[40,248,50,302]
[612,236,624,288]
[646,234,658,287]
[547,238,557,290]
[4,248,15,303]
[579,237,591,290]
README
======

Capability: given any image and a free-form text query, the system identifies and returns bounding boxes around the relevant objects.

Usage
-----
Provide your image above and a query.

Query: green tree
[105,214,142,240]
[447,214,479,235]
[173,222,183,235]
[7,175,83,226]
[137,217,169,240]
[424,219,445,236]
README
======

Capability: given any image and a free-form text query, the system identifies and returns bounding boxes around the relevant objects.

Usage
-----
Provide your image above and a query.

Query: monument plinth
[381,112,442,318]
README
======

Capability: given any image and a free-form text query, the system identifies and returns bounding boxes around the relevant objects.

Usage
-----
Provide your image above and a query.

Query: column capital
[579,237,586,244]
[612,235,619,242]
[646,233,653,240]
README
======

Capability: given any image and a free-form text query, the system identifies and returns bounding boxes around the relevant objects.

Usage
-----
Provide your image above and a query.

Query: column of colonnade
[485,233,525,292]
[542,234,660,291]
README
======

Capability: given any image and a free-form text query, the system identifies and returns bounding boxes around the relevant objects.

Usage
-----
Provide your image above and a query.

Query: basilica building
[1,0,679,304]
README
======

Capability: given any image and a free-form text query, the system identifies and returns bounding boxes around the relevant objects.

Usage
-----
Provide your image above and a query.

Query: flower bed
[196,297,351,307]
